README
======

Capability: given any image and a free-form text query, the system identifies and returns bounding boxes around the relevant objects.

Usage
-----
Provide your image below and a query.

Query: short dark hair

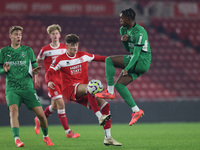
[65,34,79,44]
[9,26,23,34]
[121,8,136,21]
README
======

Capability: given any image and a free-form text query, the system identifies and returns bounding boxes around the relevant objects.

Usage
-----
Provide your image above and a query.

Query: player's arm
[123,45,141,75]
[0,66,5,74]
[34,58,43,87]
[123,33,144,75]
[45,59,61,89]
[93,55,107,62]
[0,62,10,74]
[45,68,57,89]
[0,50,9,74]
[120,27,130,52]
[34,47,45,87]
[28,47,42,75]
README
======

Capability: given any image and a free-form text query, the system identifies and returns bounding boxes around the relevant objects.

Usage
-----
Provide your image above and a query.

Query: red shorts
[62,83,90,108]
[48,83,63,100]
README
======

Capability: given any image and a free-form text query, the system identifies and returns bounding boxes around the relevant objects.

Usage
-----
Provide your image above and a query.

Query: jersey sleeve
[37,47,46,60]
[29,47,38,69]
[124,46,141,71]
[0,49,5,74]
[49,57,62,71]
[120,26,130,52]
[45,57,61,84]
[133,32,145,46]
[93,55,107,62]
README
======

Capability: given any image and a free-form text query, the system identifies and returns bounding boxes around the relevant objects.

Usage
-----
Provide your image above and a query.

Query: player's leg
[97,98,122,146]
[55,98,80,138]
[34,85,60,134]
[9,104,24,147]
[22,89,53,146]
[76,84,111,126]
[96,55,125,99]
[115,59,149,125]
[6,91,24,147]
[32,106,54,146]
[43,86,62,118]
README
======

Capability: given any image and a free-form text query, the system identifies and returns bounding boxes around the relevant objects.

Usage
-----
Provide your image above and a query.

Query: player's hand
[3,62,10,72]
[48,81,55,89]
[35,75,41,88]
[121,35,129,41]
[32,66,42,75]
[122,70,128,76]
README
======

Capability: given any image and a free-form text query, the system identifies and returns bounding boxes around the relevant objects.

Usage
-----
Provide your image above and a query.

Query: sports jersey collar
[9,45,22,50]
[133,23,136,28]
[50,43,60,49]
[66,51,76,58]
[130,23,137,30]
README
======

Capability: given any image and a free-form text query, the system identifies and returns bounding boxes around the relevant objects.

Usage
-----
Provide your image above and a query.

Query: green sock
[42,128,48,137]
[12,127,19,137]
[115,83,136,108]
[105,57,115,86]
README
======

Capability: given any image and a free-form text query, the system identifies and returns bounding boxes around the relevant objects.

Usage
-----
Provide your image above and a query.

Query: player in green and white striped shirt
[0,26,54,147]
[96,8,151,126]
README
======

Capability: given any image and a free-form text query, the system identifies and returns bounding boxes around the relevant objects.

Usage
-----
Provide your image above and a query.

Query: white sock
[104,128,111,139]
[43,135,49,138]
[131,106,140,112]
[95,111,102,120]
[49,105,54,113]
[107,85,114,94]
[15,137,20,142]
[65,129,71,134]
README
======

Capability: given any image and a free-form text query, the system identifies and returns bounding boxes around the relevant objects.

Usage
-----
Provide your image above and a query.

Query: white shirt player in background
[34,24,80,138]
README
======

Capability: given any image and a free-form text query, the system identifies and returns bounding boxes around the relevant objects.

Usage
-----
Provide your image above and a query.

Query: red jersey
[46,51,106,91]
[37,43,67,83]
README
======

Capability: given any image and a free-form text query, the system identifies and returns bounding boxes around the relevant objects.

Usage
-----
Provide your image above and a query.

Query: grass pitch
[0,123,200,150]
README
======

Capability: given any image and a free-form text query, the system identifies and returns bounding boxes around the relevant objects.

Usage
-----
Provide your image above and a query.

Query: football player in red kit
[46,34,122,146]
[34,24,80,138]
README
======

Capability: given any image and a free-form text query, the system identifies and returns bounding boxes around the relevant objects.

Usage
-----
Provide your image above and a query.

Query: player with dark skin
[96,8,151,126]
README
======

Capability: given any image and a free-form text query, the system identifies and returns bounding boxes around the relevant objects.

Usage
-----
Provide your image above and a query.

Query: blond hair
[47,24,61,34]
[9,26,23,34]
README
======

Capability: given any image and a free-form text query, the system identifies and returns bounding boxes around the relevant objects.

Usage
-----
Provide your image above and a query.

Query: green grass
[0,123,200,150]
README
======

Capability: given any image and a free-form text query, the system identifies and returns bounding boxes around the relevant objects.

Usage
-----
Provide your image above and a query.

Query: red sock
[58,109,69,130]
[87,91,100,113]
[44,105,53,118]
[101,102,111,129]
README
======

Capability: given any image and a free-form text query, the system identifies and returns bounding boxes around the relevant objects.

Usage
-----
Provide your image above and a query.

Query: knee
[37,114,46,122]
[9,106,18,118]
[114,83,123,91]
[51,105,57,110]
[55,99,65,109]
[57,103,65,109]
[10,110,18,119]
[105,57,111,63]
[114,83,118,89]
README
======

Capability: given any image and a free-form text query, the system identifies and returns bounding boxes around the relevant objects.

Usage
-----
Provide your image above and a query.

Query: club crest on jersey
[22,52,25,57]
[54,91,58,96]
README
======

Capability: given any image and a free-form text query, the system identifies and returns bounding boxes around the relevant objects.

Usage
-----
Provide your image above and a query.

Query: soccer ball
[87,79,103,95]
